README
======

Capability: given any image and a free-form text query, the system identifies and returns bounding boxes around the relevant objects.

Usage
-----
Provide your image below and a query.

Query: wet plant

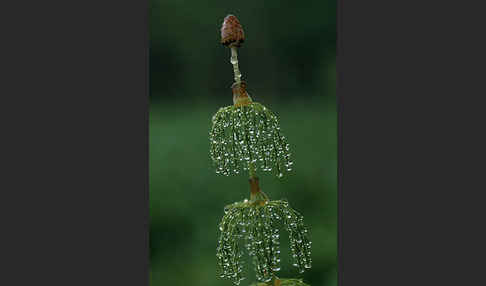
[217,197,312,284]
[209,100,293,177]
[211,15,312,286]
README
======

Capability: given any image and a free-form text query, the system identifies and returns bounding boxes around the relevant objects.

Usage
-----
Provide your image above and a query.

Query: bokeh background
[149,1,336,285]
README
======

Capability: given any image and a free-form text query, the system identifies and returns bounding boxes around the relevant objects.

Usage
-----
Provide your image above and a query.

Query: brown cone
[221,15,245,47]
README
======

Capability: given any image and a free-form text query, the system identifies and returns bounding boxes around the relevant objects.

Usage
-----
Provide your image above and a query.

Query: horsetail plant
[211,15,311,286]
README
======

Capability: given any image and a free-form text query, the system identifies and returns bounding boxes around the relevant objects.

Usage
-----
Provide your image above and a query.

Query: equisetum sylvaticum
[211,15,312,286]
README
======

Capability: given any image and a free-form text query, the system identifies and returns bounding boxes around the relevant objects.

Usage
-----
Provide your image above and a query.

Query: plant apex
[221,14,245,47]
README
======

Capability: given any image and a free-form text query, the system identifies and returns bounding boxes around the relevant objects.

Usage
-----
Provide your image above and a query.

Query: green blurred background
[149,1,336,285]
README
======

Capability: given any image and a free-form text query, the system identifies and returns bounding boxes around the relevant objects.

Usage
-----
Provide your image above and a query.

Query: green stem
[230,46,242,84]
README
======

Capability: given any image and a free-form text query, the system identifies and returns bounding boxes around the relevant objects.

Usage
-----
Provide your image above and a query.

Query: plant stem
[249,163,269,205]
[230,46,242,84]
[249,161,257,179]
